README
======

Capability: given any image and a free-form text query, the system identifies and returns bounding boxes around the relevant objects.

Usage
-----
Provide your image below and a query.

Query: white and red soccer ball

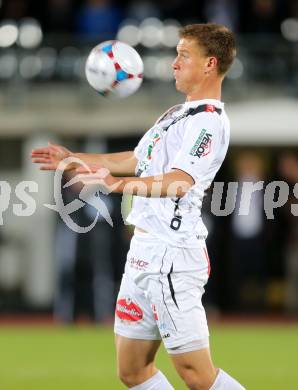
[85,40,143,98]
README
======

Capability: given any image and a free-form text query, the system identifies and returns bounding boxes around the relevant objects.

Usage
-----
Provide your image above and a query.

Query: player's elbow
[176,185,191,198]
[166,179,193,198]
[170,169,194,197]
[168,172,194,198]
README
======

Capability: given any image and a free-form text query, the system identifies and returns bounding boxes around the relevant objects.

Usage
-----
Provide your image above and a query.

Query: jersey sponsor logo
[116,298,143,322]
[190,129,212,158]
[128,257,149,271]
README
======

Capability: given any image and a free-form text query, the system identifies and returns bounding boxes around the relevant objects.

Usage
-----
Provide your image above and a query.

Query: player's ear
[205,56,218,74]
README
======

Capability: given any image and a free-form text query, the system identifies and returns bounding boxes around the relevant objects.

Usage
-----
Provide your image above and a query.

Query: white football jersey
[126,99,230,248]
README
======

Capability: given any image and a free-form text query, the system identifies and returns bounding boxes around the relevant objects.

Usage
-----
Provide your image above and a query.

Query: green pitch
[0,324,297,389]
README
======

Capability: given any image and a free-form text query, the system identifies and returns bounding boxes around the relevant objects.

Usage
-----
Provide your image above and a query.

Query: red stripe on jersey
[205,104,215,113]
[203,247,211,276]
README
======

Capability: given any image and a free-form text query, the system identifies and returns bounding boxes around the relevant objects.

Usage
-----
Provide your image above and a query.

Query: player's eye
[180,52,188,58]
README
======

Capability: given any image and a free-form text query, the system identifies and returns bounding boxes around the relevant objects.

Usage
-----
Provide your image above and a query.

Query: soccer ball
[85,40,143,98]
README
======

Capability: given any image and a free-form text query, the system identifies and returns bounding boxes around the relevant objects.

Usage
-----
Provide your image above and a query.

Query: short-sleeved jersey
[126,98,230,248]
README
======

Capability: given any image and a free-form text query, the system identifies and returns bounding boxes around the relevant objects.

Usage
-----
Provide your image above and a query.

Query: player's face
[172,38,210,95]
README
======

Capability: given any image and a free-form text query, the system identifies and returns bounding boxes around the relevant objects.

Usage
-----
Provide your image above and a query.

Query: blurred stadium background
[0,0,298,389]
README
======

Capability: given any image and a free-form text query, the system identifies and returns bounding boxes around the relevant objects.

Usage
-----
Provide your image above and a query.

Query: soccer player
[32,23,245,390]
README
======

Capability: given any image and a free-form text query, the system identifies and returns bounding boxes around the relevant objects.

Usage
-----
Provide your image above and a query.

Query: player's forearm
[74,151,137,176]
[112,171,194,198]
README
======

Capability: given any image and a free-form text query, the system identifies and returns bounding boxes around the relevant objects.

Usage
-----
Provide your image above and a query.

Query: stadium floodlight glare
[37,47,57,79]
[0,52,18,79]
[226,57,244,80]
[139,17,163,48]
[117,21,140,47]
[19,55,42,79]
[143,54,175,81]
[161,20,181,48]
[18,18,43,49]
[281,18,298,42]
[73,56,86,79]
[156,56,175,81]
[0,20,18,48]
[58,46,81,78]
[143,55,159,79]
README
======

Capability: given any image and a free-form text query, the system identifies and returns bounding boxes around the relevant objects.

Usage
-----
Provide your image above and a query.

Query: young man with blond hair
[32,23,245,390]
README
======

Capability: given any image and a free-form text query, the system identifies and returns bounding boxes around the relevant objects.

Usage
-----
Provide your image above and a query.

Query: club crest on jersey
[147,133,161,160]
[136,131,161,176]
[190,129,212,158]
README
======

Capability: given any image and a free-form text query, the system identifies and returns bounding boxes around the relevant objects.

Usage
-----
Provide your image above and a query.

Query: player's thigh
[170,347,217,387]
[115,334,161,375]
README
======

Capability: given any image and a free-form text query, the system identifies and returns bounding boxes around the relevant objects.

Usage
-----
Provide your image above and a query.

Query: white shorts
[114,231,211,351]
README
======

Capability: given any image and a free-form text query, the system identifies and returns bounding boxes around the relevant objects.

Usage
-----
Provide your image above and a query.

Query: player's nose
[172,57,179,70]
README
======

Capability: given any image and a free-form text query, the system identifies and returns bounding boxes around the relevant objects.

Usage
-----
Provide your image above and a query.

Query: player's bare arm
[31,142,137,176]
[75,166,194,198]
[75,150,137,176]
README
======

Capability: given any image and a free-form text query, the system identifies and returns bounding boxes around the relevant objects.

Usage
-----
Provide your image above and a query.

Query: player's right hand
[31,142,76,171]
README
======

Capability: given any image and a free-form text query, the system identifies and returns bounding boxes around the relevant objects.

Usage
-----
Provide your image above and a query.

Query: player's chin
[174,80,186,93]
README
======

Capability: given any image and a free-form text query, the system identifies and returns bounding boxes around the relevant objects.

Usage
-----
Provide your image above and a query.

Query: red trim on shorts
[203,247,211,276]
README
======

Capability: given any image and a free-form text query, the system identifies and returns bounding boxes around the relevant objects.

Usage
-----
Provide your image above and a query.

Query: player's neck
[186,79,222,102]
